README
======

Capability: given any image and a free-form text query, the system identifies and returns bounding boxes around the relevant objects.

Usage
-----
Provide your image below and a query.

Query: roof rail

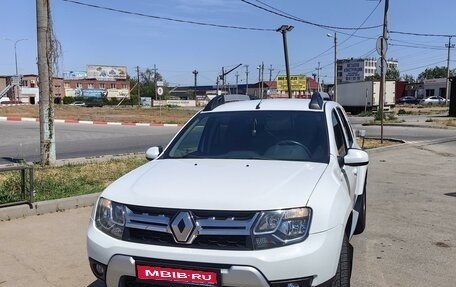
[309,92,331,110]
[203,94,250,111]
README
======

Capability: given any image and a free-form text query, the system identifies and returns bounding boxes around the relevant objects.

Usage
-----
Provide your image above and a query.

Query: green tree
[417,66,456,81]
[129,69,169,100]
[386,67,400,81]
[401,74,415,83]
[365,67,400,81]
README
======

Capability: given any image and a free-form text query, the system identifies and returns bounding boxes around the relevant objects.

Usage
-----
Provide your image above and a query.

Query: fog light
[270,277,313,287]
[95,264,105,274]
[89,258,107,281]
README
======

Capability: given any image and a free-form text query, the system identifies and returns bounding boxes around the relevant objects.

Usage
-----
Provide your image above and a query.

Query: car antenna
[255,97,263,110]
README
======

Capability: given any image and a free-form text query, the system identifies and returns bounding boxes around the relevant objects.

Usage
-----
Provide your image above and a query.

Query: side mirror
[145,146,163,161]
[343,148,369,167]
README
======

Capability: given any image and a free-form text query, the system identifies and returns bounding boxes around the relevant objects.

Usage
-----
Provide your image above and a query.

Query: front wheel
[331,235,353,287]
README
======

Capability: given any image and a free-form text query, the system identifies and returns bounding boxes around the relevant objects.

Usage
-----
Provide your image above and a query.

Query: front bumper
[87,218,343,287]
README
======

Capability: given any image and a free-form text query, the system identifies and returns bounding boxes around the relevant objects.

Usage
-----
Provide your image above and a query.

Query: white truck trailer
[337,80,396,114]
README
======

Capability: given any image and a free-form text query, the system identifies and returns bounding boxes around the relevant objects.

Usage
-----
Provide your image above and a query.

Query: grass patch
[359,138,400,149]
[0,156,147,205]
[431,118,456,127]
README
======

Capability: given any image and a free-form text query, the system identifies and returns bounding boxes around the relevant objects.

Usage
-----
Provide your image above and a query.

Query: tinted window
[332,110,347,156]
[165,111,329,163]
[336,107,354,147]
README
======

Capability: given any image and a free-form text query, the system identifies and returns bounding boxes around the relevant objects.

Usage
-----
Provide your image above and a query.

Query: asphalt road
[0,139,455,287]
[0,121,181,165]
[1,116,455,165]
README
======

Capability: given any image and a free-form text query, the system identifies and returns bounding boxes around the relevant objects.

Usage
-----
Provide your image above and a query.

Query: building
[63,65,130,99]
[422,78,449,98]
[20,75,64,104]
[336,58,398,84]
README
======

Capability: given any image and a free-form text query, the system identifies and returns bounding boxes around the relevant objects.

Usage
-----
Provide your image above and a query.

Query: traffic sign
[376,36,388,56]
[157,87,164,96]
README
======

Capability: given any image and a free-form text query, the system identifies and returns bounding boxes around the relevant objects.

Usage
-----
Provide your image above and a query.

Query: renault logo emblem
[171,212,196,243]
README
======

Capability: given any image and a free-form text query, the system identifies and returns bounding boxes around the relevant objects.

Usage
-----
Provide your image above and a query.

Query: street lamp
[4,38,27,101]
[4,38,28,75]
[276,25,294,98]
[327,33,337,102]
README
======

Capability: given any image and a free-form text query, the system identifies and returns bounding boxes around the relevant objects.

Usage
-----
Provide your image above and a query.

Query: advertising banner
[277,75,307,91]
[342,60,364,82]
[87,65,127,80]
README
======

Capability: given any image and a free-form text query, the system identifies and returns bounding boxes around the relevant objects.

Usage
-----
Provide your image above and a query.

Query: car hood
[102,159,327,211]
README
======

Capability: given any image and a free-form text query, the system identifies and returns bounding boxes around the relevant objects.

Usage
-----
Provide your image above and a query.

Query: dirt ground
[0,105,199,124]
[0,104,451,125]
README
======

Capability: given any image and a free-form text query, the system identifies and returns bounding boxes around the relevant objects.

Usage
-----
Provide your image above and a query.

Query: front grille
[123,205,258,250]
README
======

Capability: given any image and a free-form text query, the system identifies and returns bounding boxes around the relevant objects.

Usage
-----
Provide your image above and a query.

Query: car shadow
[87,280,105,287]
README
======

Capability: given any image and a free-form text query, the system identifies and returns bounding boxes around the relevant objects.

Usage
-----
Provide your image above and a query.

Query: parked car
[87,93,369,287]
[420,96,447,105]
[69,101,86,106]
[396,96,420,104]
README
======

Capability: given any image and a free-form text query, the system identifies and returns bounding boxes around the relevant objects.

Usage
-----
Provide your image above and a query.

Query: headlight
[94,197,125,239]
[253,207,311,249]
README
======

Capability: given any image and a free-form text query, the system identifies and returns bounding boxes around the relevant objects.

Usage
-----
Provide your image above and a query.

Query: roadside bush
[397,109,412,115]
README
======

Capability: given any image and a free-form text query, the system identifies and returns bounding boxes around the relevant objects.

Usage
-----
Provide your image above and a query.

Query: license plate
[136,264,220,286]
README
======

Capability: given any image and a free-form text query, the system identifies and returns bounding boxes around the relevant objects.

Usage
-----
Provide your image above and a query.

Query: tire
[331,235,353,287]
[354,177,367,235]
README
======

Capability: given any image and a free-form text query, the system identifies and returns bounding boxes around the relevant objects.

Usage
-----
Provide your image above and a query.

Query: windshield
[164,110,329,163]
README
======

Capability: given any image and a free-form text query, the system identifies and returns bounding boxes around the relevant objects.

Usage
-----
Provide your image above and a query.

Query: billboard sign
[63,71,87,79]
[277,75,307,91]
[342,60,364,82]
[87,65,127,80]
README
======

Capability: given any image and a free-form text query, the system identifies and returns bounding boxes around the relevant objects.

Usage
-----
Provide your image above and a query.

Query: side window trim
[331,110,348,157]
[336,107,354,148]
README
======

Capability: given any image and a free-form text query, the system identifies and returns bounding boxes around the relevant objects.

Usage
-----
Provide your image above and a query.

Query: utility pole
[37,0,56,165]
[245,65,249,95]
[277,25,294,98]
[268,64,274,82]
[136,66,140,105]
[257,65,261,98]
[316,62,322,92]
[260,62,264,98]
[192,70,198,99]
[219,64,242,94]
[445,37,454,104]
[153,64,158,100]
[235,71,239,94]
[334,33,337,101]
[379,0,389,143]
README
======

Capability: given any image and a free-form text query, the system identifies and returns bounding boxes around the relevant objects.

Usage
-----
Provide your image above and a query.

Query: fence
[0,165,34,209]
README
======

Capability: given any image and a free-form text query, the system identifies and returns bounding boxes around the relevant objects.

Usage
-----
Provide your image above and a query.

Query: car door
[331,109,357,202]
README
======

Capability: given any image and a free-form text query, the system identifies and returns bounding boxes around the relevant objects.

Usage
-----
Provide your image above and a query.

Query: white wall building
[336,58,398,84]
[422,78,449,98]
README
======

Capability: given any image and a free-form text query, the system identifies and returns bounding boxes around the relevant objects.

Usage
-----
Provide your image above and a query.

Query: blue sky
[1,0,455,86]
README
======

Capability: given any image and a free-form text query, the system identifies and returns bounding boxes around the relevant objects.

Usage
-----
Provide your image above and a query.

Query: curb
[0,116,181,127]
[362,122,456,130]
[0,193,99,221]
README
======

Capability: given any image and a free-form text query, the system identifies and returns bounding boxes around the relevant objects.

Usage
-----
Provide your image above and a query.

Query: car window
[165,111,329,163]
[336,107,354,148]
[332,110,347,156]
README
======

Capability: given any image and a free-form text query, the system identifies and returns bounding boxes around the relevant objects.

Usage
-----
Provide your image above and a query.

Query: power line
[61,0,275,32]
[389,43,446,51]
[389,30,456,38]
[400,59,447,73]
[241,0,382,31]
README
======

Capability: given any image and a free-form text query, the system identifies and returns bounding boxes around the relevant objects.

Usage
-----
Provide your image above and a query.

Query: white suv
[87,93,369,287]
